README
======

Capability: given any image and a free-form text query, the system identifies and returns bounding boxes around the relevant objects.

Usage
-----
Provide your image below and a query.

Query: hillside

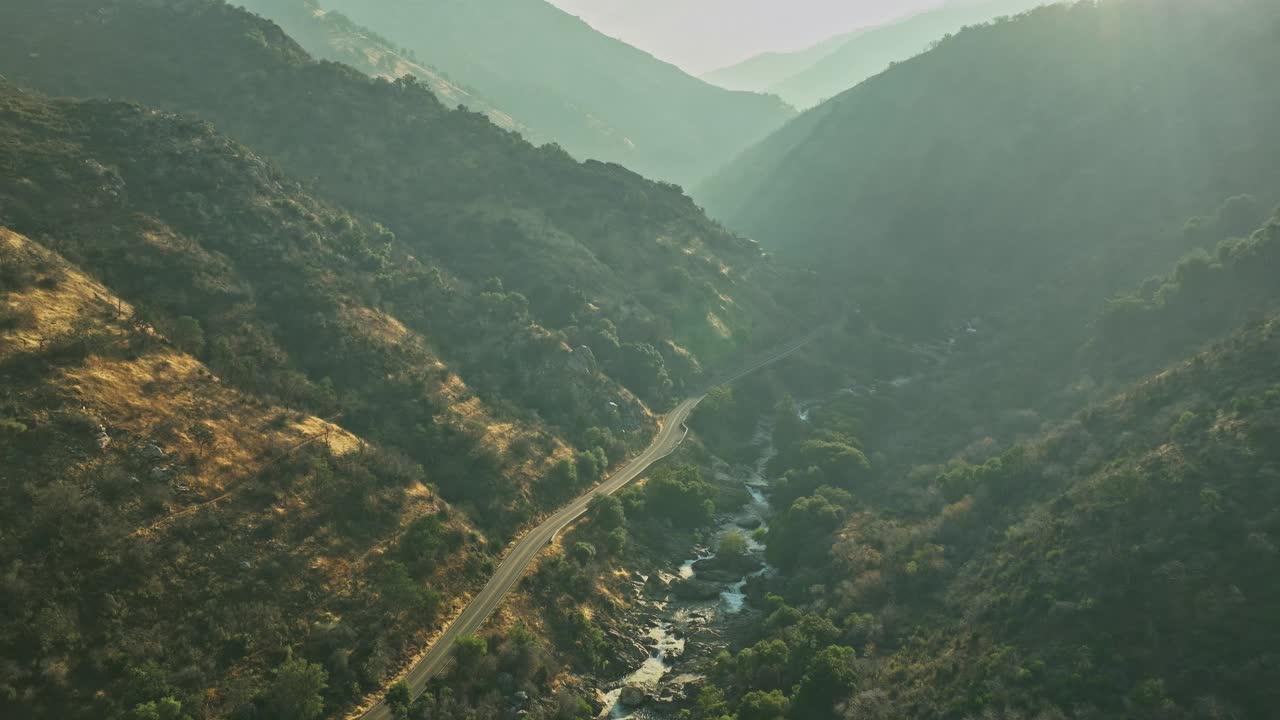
[233,0,524,133]
[0,212,484,718]
[662,210,1280,720]
[0,0,801,418]
[0,74,627,524]
[711,0,1049,108]
[699,0,1280,337]
[305,0,797,185]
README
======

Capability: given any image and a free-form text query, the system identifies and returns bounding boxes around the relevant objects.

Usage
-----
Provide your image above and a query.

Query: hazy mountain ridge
[235,0,524,132]
[709,0,1051,108]
[311,0,797,185]
[701,31,855,94]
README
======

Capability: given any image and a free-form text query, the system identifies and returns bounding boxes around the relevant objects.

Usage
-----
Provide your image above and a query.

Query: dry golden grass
[0,228,134,359]
[338,303,574,493]
[2,227,361,493]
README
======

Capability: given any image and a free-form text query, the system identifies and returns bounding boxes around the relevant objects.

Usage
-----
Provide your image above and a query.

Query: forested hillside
[666,208,1280,720]
[0,0,800,417]
[4,0,1279,718]
[306,0,797,185]
[700,0,1280,336]
[0,83,511,717]
[234,0,524,133]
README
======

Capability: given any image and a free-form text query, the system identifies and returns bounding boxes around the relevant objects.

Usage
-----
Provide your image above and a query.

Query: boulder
[645,573,672,593]
[671,578,721,601]
[619,685,647,707]
[693,554,763,577]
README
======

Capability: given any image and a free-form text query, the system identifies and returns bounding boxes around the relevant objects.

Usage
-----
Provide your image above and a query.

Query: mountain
[300,0,797,185]
[0,0,800,419]
[670,209,1280,720]
[0,0,807,713]
[742,0,1051,108]
[235,0,523,133]
[701,31,856,94]
[699,0,1280,338]
[0,80,523,719]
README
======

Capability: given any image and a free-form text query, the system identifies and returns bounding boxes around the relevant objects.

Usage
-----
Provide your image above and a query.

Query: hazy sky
[545,0,946,74]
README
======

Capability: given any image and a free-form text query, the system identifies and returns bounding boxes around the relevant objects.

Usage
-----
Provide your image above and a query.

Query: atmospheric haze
[545,0,945,73]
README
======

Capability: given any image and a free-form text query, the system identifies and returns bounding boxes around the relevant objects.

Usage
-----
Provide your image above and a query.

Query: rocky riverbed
[596,421,778,719]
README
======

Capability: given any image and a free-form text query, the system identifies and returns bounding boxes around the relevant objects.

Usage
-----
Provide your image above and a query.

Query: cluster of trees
[385,629,594,719]
[1094,206,1280,380]
[618,465,718,530]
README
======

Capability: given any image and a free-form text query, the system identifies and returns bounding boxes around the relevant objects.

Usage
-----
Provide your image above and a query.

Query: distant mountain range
[254,0,797,186]
[703,0,1050,108]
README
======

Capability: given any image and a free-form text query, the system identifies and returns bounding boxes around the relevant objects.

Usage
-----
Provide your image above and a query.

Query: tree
[541,458,580,503]
[171,315,204,355]
[268,657,328,720]
[576,447,607,481]
[191,424,216,459]
[793,646,858,720]
[766,492,848,570]
[400,515,445,578]
[455,635,487,670]
[738,689,789,720]
[589,494,625,530]
[692,685,730,719]
[129,698,184,720]
[571,542,597,565]
[386,681,411,716]
[798,440,870,488]
[605,527,627,556]
[644,465,716,529]
[718,531,749,561]
[612,341,673,403]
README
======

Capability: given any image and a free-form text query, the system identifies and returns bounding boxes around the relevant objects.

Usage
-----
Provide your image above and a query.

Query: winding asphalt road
[356,333,817,719]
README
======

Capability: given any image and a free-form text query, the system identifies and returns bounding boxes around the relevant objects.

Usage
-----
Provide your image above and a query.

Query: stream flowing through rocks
[597,419,779,719]
[593,370,934,718]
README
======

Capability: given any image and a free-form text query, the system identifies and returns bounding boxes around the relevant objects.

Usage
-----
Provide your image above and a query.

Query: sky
[545,0,946,75]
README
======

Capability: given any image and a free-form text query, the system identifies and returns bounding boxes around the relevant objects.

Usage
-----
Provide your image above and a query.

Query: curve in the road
[355,333,816,719]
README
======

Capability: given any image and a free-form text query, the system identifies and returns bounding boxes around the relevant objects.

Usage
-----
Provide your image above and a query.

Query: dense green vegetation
[3,0,1280,718]
[673,211,1280,719]
[1093,207,1280,381]
[0,78,594,528]
[0,81,527,719]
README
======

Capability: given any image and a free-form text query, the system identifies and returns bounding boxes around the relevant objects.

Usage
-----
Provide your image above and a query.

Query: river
[598,419,779,718]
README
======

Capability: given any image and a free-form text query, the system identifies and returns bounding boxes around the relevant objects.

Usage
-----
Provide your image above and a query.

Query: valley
[2,1,1279,719]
